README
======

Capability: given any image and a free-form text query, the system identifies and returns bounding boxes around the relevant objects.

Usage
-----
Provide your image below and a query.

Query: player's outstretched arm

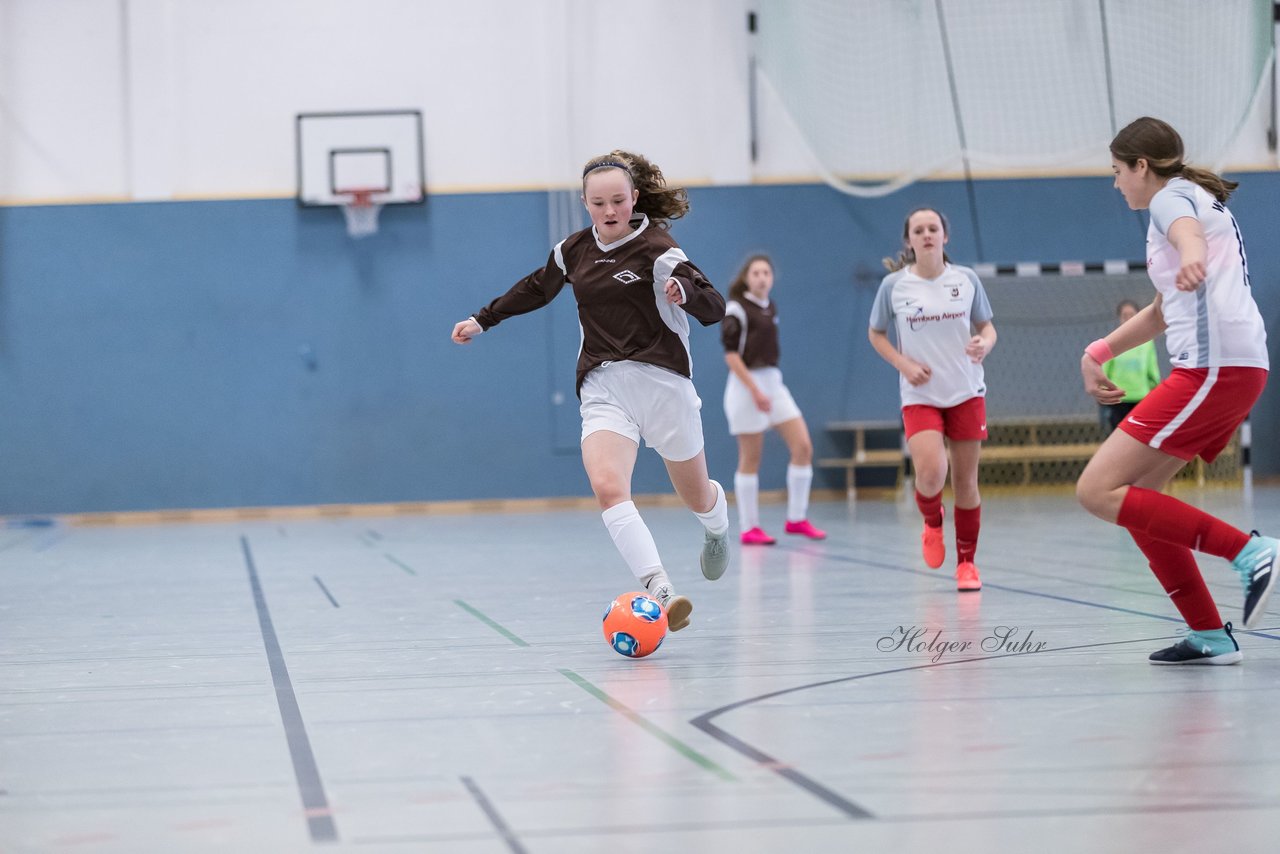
[452,318,482,344]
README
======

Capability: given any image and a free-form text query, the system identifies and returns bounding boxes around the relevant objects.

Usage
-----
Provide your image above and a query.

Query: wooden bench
[978,442,1099,484]
[818,416,1105,494]
[817,420,907,495]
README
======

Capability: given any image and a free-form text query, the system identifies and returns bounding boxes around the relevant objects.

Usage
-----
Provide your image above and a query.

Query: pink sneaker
[921,508,945,569]
[784,519,827,540]
[956,561,982,592]
[741,527,777,546]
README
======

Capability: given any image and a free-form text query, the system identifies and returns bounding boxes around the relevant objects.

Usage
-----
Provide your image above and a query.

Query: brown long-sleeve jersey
[474,215,725,392]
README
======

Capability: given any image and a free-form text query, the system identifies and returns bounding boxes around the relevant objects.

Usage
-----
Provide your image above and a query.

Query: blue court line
[241,537,338,843]
[0,533,39,554]
[33,533,68,553]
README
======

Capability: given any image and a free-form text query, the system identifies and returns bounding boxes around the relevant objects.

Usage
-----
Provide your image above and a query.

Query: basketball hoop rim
[339,188,384,208]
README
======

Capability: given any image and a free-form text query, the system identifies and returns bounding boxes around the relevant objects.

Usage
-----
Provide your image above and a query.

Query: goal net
[755,0,1274,197]
[969,268,1239,485]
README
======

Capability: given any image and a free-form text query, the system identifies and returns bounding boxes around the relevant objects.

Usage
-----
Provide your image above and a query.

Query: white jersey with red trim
[1146,177,1268,370]
[869,263,994,408]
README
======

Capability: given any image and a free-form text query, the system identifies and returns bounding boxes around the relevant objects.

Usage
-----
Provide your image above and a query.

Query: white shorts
[580,361,706,462]
[723,366,802,436]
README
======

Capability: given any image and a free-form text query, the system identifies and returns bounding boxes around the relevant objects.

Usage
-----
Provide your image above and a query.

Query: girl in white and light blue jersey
[869,208,997,593]
[871,260,994,409]
[1146,174,1267,371]
[1077,117,1273,666]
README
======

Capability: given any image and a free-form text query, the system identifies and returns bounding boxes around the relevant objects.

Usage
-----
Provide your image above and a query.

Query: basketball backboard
[295,110,425,207]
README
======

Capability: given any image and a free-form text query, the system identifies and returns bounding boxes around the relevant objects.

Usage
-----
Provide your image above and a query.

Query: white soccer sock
[601,501,665,585]
[694,479,729,535]
[733,472,760,531]
[786,464,813,522]
[642,571,673,597]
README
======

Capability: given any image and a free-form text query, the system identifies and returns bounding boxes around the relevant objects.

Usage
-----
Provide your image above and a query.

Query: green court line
[558,668,736,782]
[454,599,530,647]
[384,554,417,576]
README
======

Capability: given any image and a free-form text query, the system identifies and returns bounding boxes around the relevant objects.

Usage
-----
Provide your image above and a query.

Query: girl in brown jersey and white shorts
[721,254,826,545]
[451,150,730,633]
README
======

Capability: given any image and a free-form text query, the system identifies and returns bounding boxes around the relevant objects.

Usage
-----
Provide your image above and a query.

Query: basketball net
[340,189,383,238]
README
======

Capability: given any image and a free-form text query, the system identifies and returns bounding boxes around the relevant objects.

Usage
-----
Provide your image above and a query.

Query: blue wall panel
[1,173,1276,514]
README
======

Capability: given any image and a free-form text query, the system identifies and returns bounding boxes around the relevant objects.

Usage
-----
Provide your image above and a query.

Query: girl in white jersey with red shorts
[451,150,731,634]
[869,208,998,592]
[1078,117,1274,665]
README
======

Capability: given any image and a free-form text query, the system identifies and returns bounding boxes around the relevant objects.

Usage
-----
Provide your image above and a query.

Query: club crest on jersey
[613,269,642,285]
[949,286,961,299]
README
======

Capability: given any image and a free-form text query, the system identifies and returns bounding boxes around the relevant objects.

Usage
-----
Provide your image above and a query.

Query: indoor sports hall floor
[3,487,1279,853]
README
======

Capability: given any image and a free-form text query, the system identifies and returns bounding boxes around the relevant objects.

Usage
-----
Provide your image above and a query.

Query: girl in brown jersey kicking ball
[451,150,729,632]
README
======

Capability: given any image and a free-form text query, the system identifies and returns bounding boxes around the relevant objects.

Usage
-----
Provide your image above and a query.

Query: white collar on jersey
[593,214,650,251]
[907,262,951,282]
[743,292,771,309]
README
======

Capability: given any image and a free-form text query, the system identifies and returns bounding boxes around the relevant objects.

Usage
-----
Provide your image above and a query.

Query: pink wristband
[1085,338,1114,364]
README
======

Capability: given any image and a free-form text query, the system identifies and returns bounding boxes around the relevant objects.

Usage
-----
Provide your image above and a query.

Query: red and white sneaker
[740,527,777,546]
[784,519,827,540]
[921,510,945,569]
[956,561,981,592]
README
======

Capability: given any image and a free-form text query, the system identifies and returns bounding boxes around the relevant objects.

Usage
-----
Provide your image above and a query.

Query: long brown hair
[1110,116,1237,203]
[727,254,773,301]
[581,150,689,228]
[882,207,952,272]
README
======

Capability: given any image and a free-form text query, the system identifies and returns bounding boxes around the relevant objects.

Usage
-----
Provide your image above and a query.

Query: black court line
[351,797,1280,846]
[241,536,338,843]
[691,544,1280,820]
[460,776,528,854]
[797,544,1280,639]
[817,547,1280,641]
[313,576,340,608]
[690,635,1180,821]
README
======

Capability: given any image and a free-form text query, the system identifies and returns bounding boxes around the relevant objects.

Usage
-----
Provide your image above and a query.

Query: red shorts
[902,396,988,441]
[1119,367,1267,462]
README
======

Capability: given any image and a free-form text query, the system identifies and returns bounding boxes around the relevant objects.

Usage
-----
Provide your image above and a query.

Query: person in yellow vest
[1100,299,1161,434]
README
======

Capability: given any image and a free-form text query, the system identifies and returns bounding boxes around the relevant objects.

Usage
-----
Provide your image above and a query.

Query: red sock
[1116,486,1250,560]
[915,490,943,528]
[1128,528,1222,631]
[954,504,980,564]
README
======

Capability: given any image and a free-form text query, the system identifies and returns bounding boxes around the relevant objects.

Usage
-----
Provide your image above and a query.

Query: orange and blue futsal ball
[602,591,668,658]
